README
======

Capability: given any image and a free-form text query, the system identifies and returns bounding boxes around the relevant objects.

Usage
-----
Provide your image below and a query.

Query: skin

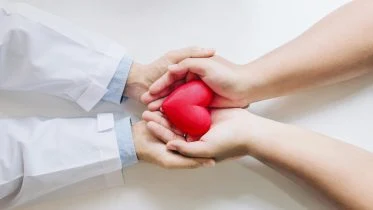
[143,0,373,109]
[131,121,214,169]
[123,46,216,169]
[143,109,373,209]
[142,55,249,109]
[141,0,373,208]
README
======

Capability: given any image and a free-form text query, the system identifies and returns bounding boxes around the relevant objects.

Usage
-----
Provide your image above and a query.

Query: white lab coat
[0,3,129,209]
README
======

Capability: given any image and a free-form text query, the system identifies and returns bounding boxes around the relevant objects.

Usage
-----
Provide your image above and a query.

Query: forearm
[244,0,373,103]
[0,115,123,208]
[0,4,128,111]
[249,120,373,209]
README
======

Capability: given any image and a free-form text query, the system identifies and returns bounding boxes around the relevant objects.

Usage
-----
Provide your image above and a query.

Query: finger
[167,140,214,158]
[142,111,170,129]
[144,106,184,135]
[186,135,201,142]
[149,57,218,97]
[143,79,185,105]
[185,72,199,82]
[149,70,186,95]
[155,79,185,99]
[154,88,173,100]
[166,47,215,63]
[168,58,214,77]
[169,79,185,92]
[172,127,184,136]
[160,153,215,169]
[147,121,184,143]
[141,87,171,105]
[148,98,165,111]
[149,58,213,95]
[140,91,156,104]
[210,55,235,67]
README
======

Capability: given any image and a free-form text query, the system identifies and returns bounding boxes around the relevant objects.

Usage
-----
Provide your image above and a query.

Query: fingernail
[205,48,215,52]
[168,64,178,70]
[202,161,215,168]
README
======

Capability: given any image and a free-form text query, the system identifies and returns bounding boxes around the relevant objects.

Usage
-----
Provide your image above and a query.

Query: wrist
[232,111,266,155]
[239,62,273,104]
[124,63,148,102]
[246,115,292,158]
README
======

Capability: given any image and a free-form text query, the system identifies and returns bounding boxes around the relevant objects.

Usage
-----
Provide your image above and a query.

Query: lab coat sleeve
[102,56,133,104]
[0,114,128,209]
[0,3,130,111]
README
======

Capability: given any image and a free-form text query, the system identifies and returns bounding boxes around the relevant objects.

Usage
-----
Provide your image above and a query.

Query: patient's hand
[142,108,266,162]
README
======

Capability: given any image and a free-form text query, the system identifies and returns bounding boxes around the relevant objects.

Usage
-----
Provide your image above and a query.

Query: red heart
[162,80,214,138]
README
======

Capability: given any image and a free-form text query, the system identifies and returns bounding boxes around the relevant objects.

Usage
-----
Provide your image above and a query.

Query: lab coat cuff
[114,115,138,168]
[103,56,133,104]
[75,54,125,111]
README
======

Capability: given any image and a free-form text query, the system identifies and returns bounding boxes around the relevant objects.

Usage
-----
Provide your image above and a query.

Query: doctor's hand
[141,56,253,110]
[123,47,215,102]
[142,109,268,162]
[132,121,215,169]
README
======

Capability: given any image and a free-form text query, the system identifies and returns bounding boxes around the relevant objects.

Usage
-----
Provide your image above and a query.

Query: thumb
[167,140,215,158]
[166,47,215,63]
[168,58,214,78]
[148,58,215,95]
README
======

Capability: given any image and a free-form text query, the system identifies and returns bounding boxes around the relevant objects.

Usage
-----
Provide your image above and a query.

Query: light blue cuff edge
[102,56,133,104]
[114,115,138,168]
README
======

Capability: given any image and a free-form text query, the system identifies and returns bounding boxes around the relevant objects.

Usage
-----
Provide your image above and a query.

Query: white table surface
[3,0,371,209]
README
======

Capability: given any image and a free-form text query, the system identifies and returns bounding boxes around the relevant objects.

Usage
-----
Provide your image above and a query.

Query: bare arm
[142,1,373,208]
[245,0,373,102]
[249,119,373,209]
[144,109,373,209]
[144,0,373,109]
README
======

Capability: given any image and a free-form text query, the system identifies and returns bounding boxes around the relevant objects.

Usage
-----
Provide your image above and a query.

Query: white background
[3,0,372,209]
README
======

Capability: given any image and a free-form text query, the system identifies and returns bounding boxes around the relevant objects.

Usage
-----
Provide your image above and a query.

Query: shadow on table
[14,161,335,210]
[120,162,334,210]
[238,158,337,210]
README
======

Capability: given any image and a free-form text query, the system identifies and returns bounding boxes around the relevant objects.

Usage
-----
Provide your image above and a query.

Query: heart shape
[162,80,214,138]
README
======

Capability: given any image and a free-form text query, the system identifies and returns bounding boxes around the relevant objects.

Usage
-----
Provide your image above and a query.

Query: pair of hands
[124,47,216,169]
[125,47,267,168]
